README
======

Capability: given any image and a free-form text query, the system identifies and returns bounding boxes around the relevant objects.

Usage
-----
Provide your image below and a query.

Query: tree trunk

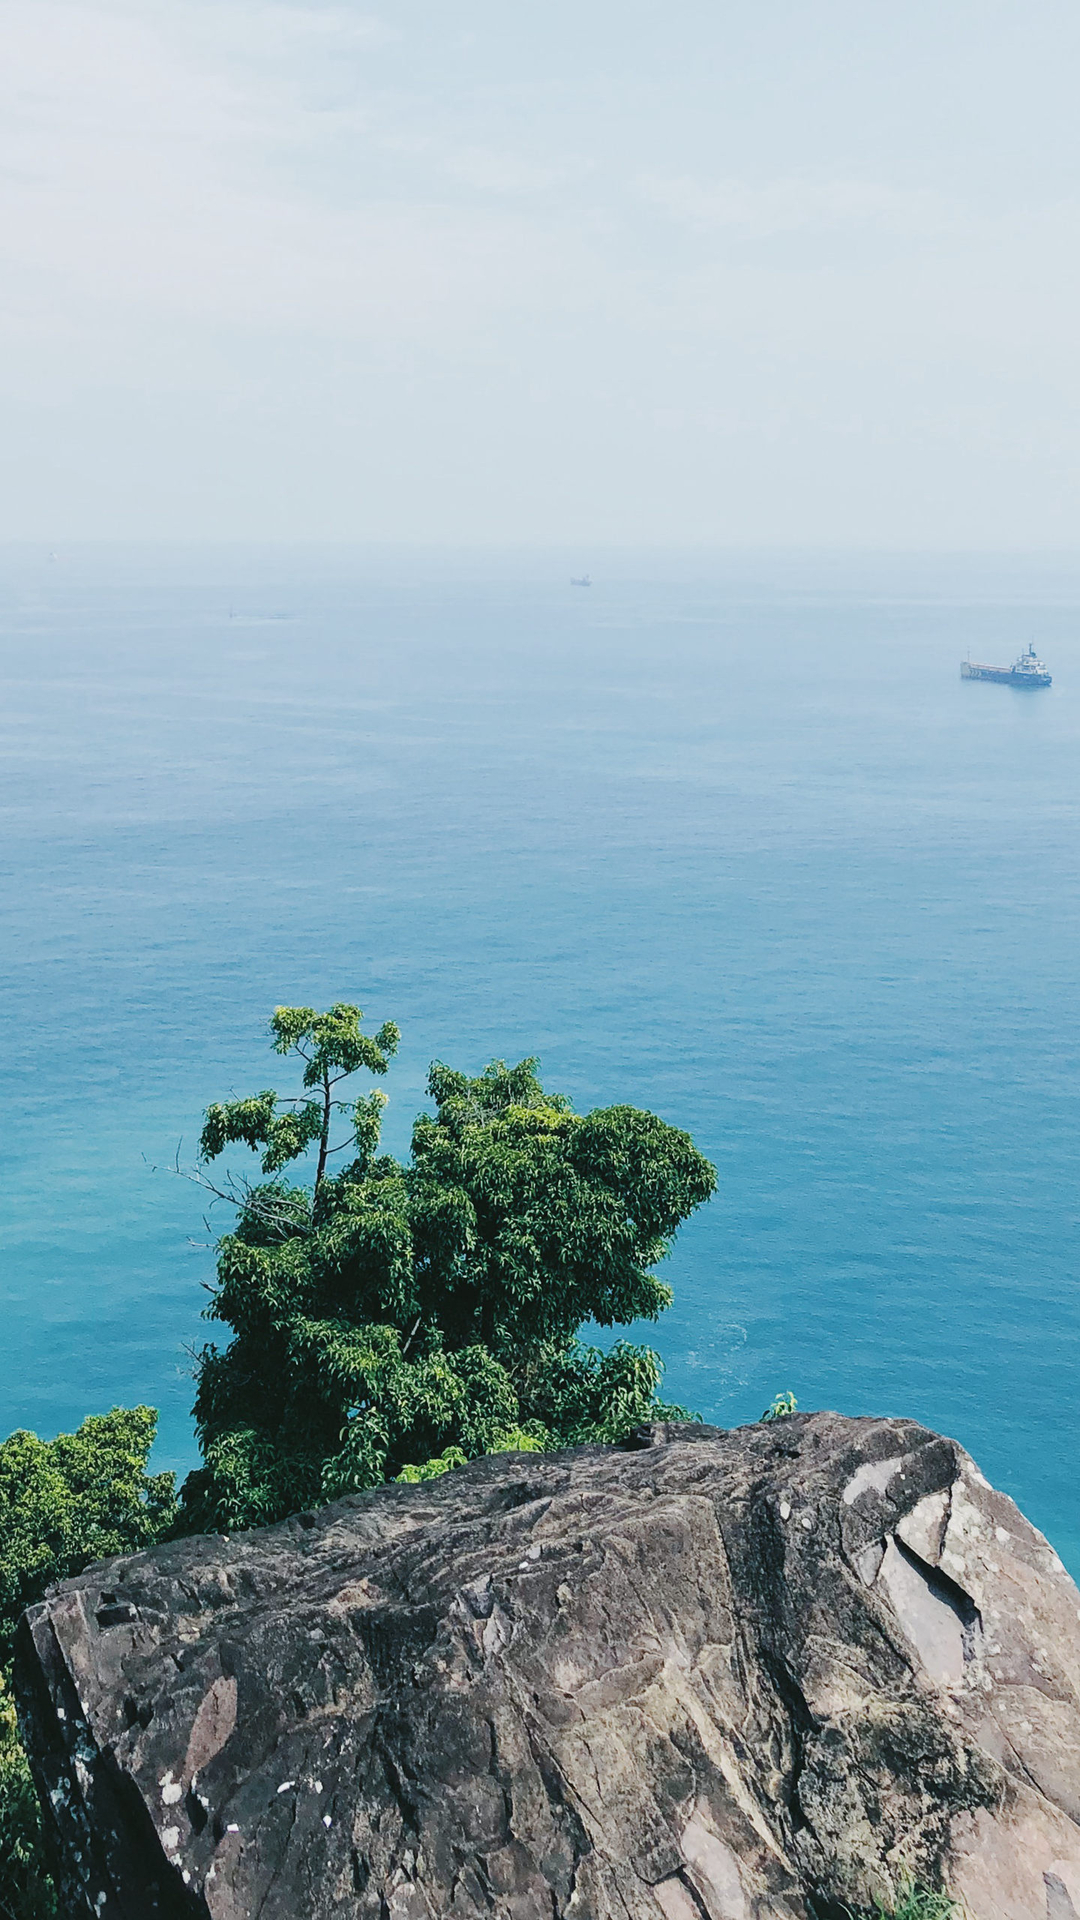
[315,1073,332,1190]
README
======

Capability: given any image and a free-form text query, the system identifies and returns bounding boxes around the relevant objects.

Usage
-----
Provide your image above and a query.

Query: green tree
[183,1006,716,1530]
[0,1407,176,1920]
[0,1407,176,1664]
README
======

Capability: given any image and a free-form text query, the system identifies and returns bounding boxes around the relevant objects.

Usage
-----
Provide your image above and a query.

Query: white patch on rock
[481,1604,513,1658]
[159,1772,183,1806]
[653,1877,705,1920]
[896,1489,949,1565]
[842,1455,905,1506]
[385,1881,429,1920]
[162,1827,180,1855]
[876,1538,976,1687]
[681,1811,749,1918]
[854,1540,885,1586]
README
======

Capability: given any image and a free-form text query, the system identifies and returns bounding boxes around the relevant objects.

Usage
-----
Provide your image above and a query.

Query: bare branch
[178,1340,205,1381]
[153,1153,306,1240]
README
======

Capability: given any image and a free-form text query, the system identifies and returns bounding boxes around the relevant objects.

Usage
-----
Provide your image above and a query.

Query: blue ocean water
[1,545,1078,1569]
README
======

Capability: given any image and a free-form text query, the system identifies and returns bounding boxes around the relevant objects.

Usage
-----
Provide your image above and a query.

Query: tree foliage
[0,1408,176,1665]
[0,1675,57,1920]
[0,1408,175,1920]
[183,1006,716,1530]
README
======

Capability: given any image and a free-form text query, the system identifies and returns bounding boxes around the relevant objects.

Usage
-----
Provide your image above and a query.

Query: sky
[4,0,1080,546]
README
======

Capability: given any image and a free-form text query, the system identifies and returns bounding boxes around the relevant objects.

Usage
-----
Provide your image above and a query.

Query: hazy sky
[5,1,1080,545]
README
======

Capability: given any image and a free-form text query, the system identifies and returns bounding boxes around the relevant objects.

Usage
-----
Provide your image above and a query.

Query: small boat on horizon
[570,574,591,587]
[961,644,1051,688]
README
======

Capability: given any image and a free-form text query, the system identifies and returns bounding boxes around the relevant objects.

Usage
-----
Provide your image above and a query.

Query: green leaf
[760,1391,798,1423]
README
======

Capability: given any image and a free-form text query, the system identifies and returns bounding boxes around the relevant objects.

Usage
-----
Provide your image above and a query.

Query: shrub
[760,1390,798,1422]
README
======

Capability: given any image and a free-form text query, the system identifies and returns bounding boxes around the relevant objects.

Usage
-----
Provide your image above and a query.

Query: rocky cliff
[14,1412,1080,1919]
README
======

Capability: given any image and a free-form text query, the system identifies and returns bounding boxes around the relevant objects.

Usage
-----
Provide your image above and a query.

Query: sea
[1,545,1078,1571]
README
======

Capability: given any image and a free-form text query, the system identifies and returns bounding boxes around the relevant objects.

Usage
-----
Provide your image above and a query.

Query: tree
[0,1407,176,1920]
[0,1407,176,1664]
[183,1005,716,1530]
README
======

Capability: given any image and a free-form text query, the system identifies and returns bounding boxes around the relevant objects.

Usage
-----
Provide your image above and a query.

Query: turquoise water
[1,546,1078,1568]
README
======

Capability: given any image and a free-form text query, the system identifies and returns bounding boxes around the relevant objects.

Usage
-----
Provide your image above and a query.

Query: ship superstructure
[961,645,1051,688]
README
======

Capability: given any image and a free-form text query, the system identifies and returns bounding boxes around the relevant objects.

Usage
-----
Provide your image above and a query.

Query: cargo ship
[961,645,1051,688]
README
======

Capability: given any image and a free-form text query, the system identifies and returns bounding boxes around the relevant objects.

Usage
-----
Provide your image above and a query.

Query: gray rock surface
[14,1412,1080,1919]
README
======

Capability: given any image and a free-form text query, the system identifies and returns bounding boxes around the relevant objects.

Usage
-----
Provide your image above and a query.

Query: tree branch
[149,1147,304,1239]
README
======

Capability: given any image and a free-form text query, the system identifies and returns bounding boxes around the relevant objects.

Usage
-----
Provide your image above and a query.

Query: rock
[14,1411,1080,1919]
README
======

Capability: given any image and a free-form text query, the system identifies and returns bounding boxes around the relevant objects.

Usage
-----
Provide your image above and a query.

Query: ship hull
[961,661,1051,687]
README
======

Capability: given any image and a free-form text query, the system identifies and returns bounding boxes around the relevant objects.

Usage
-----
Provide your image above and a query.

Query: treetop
[270,1004,400,1086]
[199,1004,400,1184]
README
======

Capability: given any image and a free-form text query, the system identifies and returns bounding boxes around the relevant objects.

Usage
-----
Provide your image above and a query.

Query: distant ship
[961,645,1051,688]
[570,574,591,587]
